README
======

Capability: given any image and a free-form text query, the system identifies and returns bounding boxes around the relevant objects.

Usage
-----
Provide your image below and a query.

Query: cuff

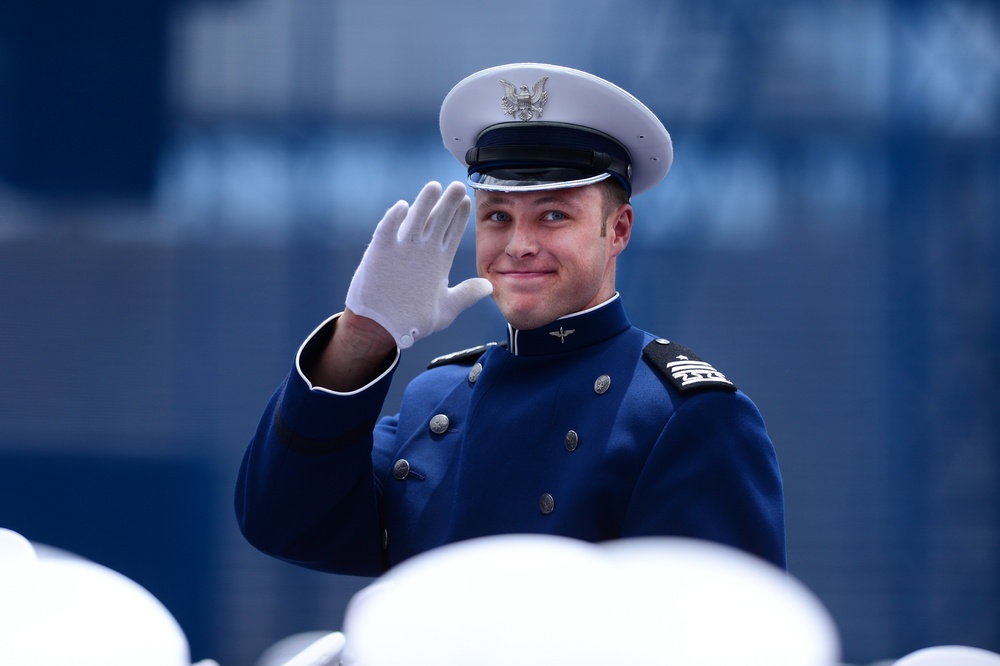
[294,312,401,396]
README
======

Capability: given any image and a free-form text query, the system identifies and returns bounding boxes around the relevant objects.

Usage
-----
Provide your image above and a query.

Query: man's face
[474,183,632,331]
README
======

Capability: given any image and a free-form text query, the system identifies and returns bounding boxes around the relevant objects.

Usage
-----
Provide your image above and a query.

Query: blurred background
[0,0,997,664]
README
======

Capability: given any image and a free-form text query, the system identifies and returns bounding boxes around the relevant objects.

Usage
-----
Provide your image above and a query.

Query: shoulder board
[427,341,506,369]
[643,338,737,394]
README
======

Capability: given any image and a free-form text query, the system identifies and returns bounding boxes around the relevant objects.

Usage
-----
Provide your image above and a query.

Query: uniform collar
[506,294,629,356]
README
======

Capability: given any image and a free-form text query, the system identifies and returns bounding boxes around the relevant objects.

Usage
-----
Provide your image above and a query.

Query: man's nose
[505,221,538,258]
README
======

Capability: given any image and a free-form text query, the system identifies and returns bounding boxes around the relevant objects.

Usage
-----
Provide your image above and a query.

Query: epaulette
[643,338,737,394]
[427,341,506,369]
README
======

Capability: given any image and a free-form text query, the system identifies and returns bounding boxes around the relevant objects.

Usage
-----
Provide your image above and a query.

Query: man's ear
[608,204,633,257]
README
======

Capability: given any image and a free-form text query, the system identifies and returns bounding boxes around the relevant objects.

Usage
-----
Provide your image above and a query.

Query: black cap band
[465,122,633,195]
[465,145,630,178]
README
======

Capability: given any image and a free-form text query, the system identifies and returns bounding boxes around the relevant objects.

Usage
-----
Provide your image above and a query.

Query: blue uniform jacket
[236,296,786,576]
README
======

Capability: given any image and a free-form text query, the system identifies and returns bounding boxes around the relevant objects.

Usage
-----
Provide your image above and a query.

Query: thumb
[444,277,493,315]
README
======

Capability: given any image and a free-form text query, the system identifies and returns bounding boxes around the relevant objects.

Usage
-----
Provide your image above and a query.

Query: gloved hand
[345,181,493,349]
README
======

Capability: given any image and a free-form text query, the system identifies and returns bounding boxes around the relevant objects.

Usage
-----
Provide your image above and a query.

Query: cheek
[568,239,611,283]
[474,238,494,277]
[475,231,504,266]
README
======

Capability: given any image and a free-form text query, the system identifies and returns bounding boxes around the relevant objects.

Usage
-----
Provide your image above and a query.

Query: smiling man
[475,184,629,331]
[236,63,786,576]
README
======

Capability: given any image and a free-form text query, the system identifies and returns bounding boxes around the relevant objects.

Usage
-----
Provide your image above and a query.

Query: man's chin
[499,308,560,332]
[495,292,575,330]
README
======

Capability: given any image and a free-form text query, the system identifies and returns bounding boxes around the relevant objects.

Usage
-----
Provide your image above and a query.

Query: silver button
[565,430,579,452]
[654,338,670,345]
[468,362,483,383]
[429,414,450,434]
[539,493,555,515]
[594,374,611,395]
[392,459,410,480]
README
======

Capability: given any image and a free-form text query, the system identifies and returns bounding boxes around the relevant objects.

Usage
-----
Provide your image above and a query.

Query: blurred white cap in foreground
[341,534,840,666]
[0,526,194,666]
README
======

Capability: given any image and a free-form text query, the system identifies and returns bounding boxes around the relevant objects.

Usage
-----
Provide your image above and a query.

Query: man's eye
[545,211,567,221]
[489,212,511,222]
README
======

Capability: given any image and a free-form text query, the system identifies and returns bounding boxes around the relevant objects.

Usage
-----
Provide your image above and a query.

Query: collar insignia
[501,76,549,121]
[549,327,575,343]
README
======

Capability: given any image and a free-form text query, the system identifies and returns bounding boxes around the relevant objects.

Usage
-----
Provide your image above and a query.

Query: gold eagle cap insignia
[500,76,549,121]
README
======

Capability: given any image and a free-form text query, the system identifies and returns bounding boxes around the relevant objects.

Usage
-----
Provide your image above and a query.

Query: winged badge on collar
[501,76,549,121]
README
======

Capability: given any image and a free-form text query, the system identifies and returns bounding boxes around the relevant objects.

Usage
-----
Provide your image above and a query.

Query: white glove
[345,181,493,349]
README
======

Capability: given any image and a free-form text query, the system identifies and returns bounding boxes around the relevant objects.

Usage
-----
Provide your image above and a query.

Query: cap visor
[468,169,612,193]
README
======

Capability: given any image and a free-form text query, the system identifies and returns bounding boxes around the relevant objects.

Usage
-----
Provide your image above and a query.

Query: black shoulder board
[643,339,737,394]
[427,341,505,369]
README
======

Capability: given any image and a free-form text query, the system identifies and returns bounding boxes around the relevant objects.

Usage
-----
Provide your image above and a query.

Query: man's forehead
[474,186,598,207]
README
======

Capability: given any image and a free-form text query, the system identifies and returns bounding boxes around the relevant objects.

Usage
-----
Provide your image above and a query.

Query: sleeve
[621,389,787,570]
[234,316,402,577]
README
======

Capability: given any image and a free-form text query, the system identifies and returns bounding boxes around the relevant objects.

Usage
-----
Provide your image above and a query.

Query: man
[236,63,785,576]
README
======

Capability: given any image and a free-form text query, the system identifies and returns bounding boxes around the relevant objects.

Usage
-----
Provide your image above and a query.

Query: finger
[435,183,472,252]
[397,181,442,241]
[373,200,410,245]
[424,180,467,245]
